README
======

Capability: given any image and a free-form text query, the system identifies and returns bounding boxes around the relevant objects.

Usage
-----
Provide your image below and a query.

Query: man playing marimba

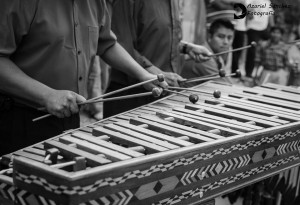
[103,0,212,118]
[0,0,167,155]
[181,19,235,83]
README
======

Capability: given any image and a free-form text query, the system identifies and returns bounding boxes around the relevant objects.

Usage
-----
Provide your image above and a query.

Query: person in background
[104,0,212,118]
[0,0,167,155]
[181,19,235,85]
[206,0,245,75]
[231,2,247,74]
[254,26,293,85]
[245,0,273,77]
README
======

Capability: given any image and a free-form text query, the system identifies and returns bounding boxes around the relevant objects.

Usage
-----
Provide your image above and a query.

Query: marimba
[1,81,300,205]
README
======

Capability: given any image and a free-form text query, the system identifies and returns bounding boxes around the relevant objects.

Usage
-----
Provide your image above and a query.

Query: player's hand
[185,43,212,62]
[141,73,168,97]
[44,90,86,118]
[163,72,185,87]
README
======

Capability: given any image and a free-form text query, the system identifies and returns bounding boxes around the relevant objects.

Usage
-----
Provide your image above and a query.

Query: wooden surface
[1,81,300,205]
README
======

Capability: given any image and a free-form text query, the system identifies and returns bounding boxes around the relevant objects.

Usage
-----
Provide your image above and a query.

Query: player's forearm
[0,57,53,106]
[145,65,164,75]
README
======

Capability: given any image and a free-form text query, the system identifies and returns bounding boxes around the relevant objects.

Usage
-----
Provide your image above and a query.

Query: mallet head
[213,90,221,99]
[219,69,226,77]
[251,41,257,47]
[157,74,165,82]
[152,87,162,98]
[235,70,242,78]
[189,94,199,104]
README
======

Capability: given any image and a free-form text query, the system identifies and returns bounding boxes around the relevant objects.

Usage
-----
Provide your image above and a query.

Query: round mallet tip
[157,74,165,82]
[219,69,226,77]
[189,94,199,104]
[235,70,242,78]
[251,41,257,47]
[152,87,161,98]
[213,90,221,99]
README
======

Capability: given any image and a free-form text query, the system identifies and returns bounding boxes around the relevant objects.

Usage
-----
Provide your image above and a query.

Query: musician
[0,0,167,155]
[254,26,293,85]
[103,0,212,118]
[181,19,235,82]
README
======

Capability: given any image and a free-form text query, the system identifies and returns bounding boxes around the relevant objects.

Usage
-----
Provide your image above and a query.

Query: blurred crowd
[181,0,300,85]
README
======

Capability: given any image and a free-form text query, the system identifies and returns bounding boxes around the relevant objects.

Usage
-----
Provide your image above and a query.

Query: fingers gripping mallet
[33,74,165,122]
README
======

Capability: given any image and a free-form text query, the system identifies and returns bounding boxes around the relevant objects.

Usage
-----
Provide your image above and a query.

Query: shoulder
[1,0,39,12]
[0,0,39,25]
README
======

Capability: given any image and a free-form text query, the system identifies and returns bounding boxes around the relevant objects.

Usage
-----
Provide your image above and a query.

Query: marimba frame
[1,81,300,205]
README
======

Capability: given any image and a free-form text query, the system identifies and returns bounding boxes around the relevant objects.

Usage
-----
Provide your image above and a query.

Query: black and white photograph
[0,0,300,204]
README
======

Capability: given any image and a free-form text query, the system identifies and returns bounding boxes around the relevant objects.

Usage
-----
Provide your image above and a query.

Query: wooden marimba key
[1,81,300,205]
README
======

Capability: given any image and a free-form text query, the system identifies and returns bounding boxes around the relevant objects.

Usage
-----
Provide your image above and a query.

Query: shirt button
[79,76,83,81]
[75,22,78,27]
[77,50,81,55]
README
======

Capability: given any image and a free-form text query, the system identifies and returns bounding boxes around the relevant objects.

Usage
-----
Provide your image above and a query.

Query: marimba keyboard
[1,81,300,205]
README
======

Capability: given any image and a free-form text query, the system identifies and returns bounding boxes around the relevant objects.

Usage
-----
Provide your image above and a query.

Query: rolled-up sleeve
[97,0,117,56]
[0,0,36,57]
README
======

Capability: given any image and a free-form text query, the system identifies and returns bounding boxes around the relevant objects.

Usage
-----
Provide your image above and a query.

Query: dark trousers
[245,29,264,77]
[232,30,246,73]
[0,100,79,156]
[103,82,157,118]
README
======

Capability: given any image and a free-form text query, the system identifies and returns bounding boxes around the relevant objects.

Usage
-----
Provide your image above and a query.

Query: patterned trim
[9,154,300,205]
[15,172,103,196]
[154,155,300,205]
[79,190,133,205]
[180,154,251,186]
[15,189,56,205]
[15,130,300,197]
[135,176,180,200]
[0,183,57,205]
[277,141,299,155]
[0,182,15,201]
[132,143,298,201]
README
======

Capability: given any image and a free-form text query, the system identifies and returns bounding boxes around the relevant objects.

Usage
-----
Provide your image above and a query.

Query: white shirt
[235,18,247,31]
[246,0,272,31]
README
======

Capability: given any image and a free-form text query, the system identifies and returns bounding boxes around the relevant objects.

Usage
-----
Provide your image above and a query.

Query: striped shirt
[255,41,289,71]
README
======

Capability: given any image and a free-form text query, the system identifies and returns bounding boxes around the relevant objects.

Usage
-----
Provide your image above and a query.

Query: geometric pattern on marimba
[0,182,15,201]
[5,153,300,205]
[180,154,251,186]
[1,185,134,205]
[132,140,300,201]
[15,172,92,196]
[154,155,300,205]
[13,129,300,197]
[80,190,133,205]
[15,190,56,205]
[277,140,300,155]
[91,154,300,205]
[134,176,179,200]
[0,182,56,205]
